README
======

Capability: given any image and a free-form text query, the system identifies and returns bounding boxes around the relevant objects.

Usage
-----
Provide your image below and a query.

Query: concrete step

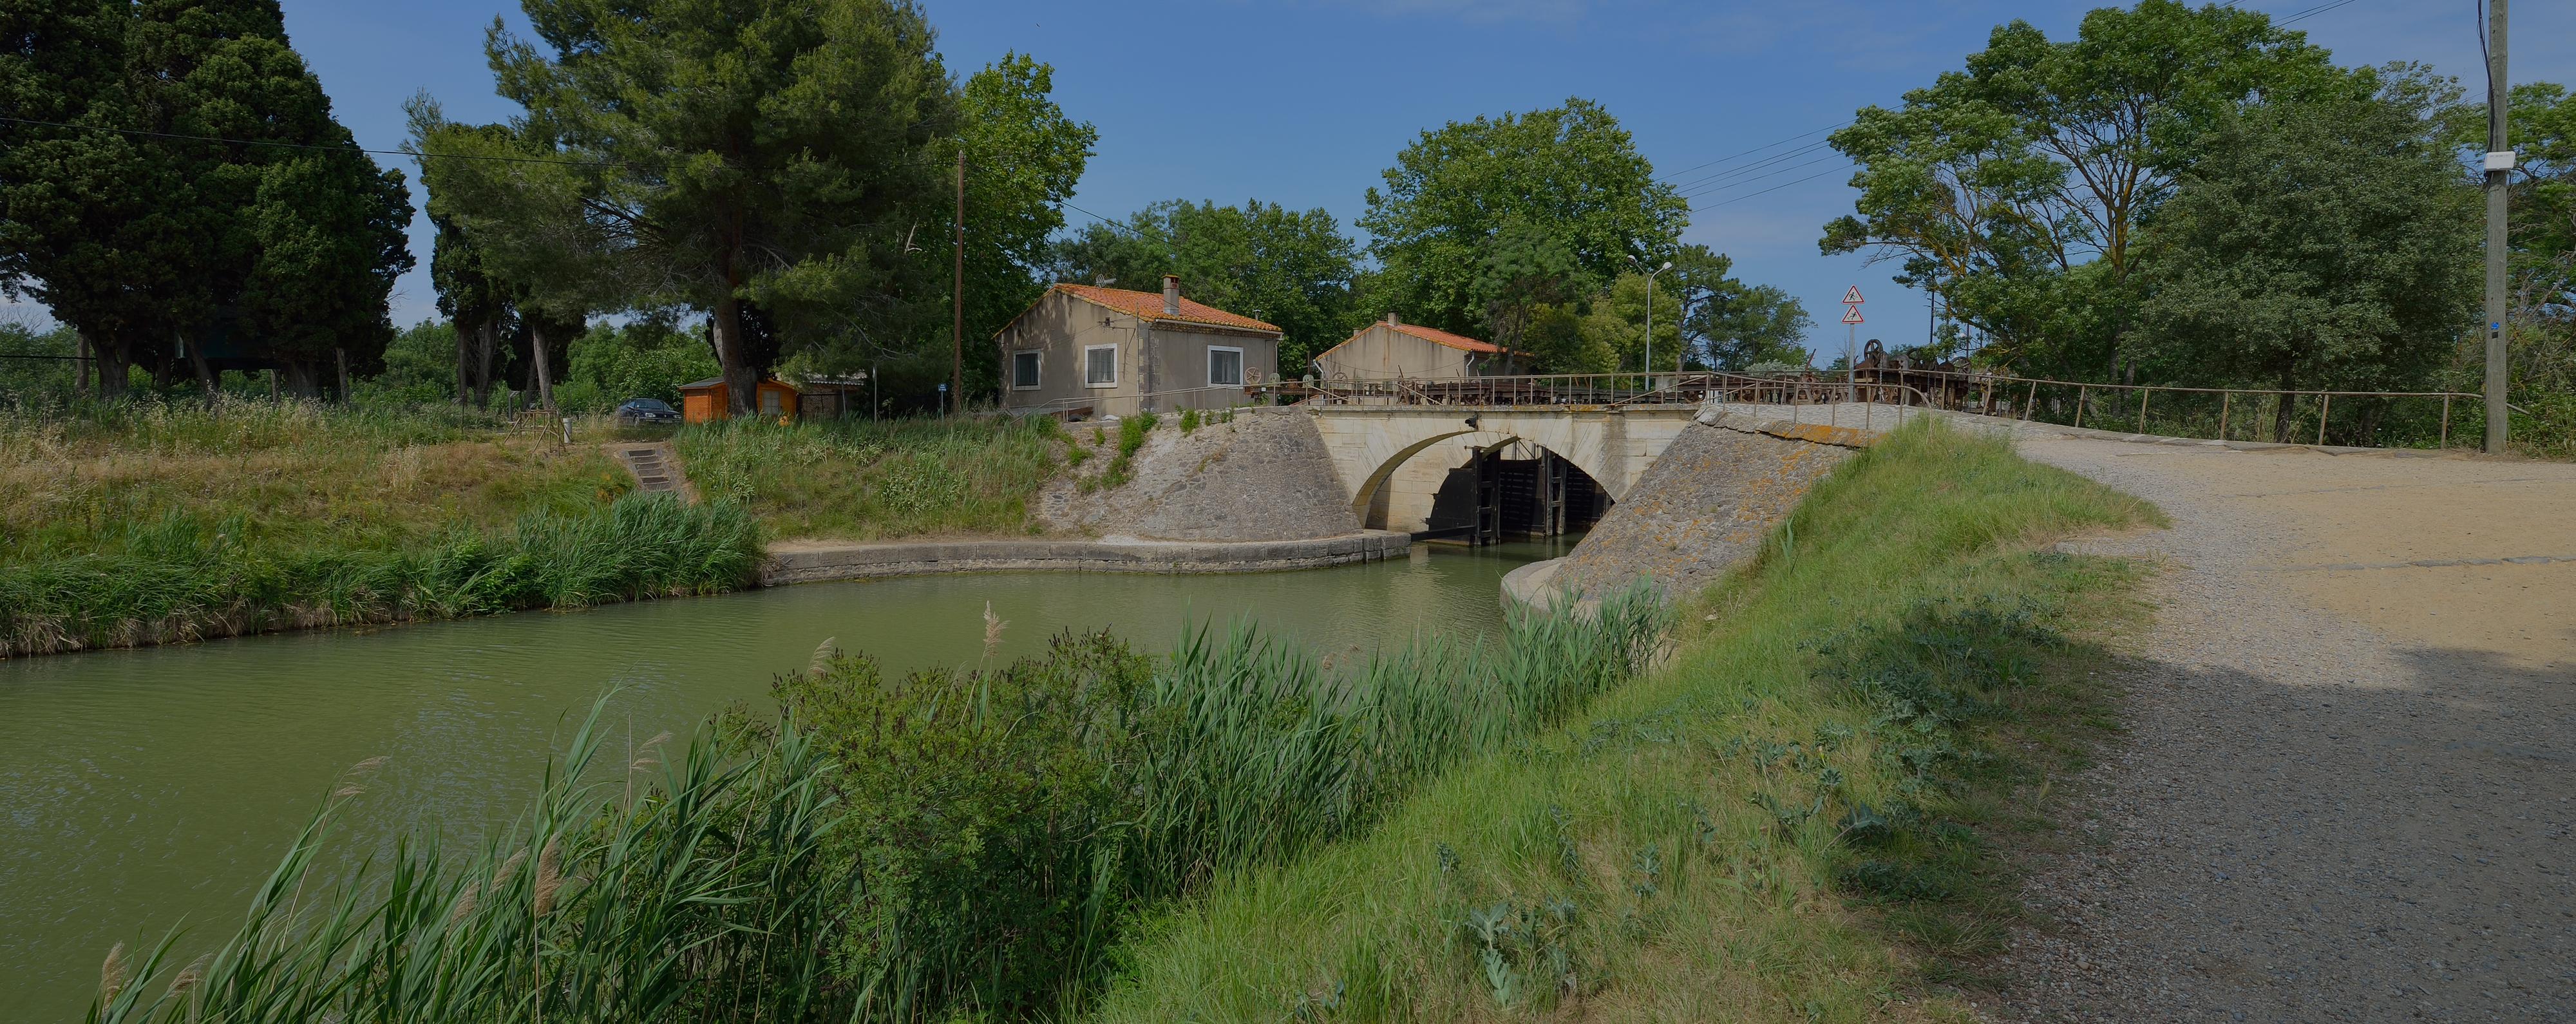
[607,444,693,501]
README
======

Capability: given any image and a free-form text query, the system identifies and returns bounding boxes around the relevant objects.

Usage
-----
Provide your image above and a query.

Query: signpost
[1841,287,1865,402]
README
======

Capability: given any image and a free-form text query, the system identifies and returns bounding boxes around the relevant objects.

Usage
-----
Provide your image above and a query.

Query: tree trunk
[454,318,473,406]
[181,328,218,403]
[711,291,755,417]
[472,318,498,408]
[95,334,131,400]
[337,348,350,403]
[527,321,556,411]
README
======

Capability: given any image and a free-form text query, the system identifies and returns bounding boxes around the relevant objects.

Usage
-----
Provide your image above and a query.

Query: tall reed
[84,695,854,1024]
[0,493,763,657]
[777,587,1671,1019]
[79,594,1667,1022]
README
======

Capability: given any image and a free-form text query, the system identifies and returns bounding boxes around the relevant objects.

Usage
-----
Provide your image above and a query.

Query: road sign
[1842,285,1866,305]
[1841,305,1864,325]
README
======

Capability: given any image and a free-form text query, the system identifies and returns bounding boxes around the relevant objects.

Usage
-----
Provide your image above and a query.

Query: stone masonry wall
[1039,408,1363,541]
[1549,419,1853,600]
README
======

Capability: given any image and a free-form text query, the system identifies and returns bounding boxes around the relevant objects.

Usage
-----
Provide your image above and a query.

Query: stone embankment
[1506,408,1870,609]
[764,410,1404,585]
[1039,408,1363,540]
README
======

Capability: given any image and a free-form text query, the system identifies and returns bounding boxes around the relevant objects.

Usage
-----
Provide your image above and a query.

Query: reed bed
[0,493,763,657]
[672,415,1063,540]
[79,594,1668,1022]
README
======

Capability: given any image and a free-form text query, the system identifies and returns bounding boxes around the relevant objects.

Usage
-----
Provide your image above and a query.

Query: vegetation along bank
[81,421,2163,1021]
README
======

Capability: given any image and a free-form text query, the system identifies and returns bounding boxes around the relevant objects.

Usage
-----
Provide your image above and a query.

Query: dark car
[616,398,682,426]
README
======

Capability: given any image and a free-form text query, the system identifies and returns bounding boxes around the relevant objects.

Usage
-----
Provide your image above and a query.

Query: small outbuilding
[994,275,1282,418]
[1313,314,1519,383]
[679,376,802,424]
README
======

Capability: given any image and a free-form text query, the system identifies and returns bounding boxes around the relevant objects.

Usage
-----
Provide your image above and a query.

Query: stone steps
[611,444,691,498]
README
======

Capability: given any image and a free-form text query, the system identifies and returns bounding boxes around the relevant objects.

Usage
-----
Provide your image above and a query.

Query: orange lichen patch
[1758,422,1879,448]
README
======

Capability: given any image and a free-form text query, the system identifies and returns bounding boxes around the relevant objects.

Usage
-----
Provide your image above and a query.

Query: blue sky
[12,1,2572,354]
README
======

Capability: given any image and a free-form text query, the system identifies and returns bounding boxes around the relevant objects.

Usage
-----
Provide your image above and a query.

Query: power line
[2277,0,2365,24]
[1667,139,1837,194]
[1678,153,1847,201]
[0,114,985,174]
[1690,164,1855,209]
[1655,122,1850,183]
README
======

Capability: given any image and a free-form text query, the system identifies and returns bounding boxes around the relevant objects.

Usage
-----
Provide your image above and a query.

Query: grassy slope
[673,415,1061,541]
[1084,421,2161,1023]
[0,399,625,564]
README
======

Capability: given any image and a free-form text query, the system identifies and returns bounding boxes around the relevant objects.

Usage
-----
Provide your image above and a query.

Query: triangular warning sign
[1841,305,1865,325]
[1842,285,1866,305]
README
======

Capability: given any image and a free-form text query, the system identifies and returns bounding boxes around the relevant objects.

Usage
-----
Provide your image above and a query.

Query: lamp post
[1629,256,1673,383]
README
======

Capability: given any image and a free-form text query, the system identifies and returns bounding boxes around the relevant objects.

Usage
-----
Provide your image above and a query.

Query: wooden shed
[795,374,869,420]
[679,376,802,424]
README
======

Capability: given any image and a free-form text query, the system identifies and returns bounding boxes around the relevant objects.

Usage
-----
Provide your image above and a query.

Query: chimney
[1162,274,1180,316]
[1385,312,1400,327]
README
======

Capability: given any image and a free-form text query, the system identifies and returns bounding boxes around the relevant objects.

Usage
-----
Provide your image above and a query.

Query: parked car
[615,398,682,426]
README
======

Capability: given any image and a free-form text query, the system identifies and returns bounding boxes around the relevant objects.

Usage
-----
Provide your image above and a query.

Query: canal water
[0,538,1571,1016]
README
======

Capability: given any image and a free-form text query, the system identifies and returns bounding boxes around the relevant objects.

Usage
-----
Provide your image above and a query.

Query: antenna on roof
[1095,276,1115,287]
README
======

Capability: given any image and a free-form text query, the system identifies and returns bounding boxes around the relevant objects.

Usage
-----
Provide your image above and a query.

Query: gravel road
[1980,435,2575,1023]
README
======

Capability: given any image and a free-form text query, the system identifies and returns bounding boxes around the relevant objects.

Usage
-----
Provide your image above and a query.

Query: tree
[477,0,956,415]
[949,53,1094,398]
[1823,1,2361,379]
[1360,98,1687,340]
[1577,272,1681,374]
[3,0,411,398]
[0,0,162,395]
[424,212,510,406]
[2130,86,2478,439]
[1664,244,1812,370]
[1050,199,1365,372]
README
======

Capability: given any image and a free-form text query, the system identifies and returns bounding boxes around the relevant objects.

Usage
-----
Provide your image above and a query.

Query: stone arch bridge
[1308,405,1701,525]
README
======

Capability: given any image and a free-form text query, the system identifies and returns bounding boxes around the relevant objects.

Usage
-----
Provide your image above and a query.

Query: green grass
[1,493,764,657]
[80,586,1667,1023]
[0,395,625,567]
[672,415,1063,539]
[1080,419,2159,1022]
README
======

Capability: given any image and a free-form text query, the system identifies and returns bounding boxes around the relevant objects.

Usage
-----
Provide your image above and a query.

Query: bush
[0,493,762,657]
[776,587,1669,1018]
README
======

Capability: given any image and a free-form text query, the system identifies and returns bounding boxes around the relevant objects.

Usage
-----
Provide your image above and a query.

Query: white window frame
[1010,350,1042,390]
[1083,343,1119,388]
[1206,345,1245,387]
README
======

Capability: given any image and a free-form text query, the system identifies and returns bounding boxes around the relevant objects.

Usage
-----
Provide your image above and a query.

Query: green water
[0,539,1569,1017]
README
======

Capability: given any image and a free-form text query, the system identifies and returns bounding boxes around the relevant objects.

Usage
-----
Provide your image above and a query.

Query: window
[1084,344,1117,387]
[1011,350,1041,390]
[1207,346,1244,386]
[759,387,783,416]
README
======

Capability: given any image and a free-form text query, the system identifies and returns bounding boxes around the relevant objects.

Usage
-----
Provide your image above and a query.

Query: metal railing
[1298,367,2505,451]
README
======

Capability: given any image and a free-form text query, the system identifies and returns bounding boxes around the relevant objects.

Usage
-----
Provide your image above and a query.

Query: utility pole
[952,147,967,418]
[2483,0,2510,452]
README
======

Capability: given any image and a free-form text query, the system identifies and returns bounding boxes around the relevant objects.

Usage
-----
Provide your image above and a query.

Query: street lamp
[1629,255,1673,379]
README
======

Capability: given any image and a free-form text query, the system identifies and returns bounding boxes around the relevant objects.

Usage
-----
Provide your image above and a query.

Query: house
[1312,314,1519,383]
[679,376,803,424]
[995,275,1281,417]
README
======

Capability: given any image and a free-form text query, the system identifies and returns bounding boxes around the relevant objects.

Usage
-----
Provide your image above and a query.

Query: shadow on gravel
[1994,644,2576,1023]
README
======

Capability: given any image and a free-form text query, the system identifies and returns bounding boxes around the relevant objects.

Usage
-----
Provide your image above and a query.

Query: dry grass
[0,398,625,564]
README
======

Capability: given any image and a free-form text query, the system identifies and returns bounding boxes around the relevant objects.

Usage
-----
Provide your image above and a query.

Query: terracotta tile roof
[1054,283,1281,334]
[1387,321,1511,354]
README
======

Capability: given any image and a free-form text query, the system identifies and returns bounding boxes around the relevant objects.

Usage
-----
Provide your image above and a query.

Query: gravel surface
[1981,437,2576,1023]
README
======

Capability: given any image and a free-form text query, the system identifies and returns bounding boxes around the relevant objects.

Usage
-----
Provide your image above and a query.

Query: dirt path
[1987,437,2575,1022]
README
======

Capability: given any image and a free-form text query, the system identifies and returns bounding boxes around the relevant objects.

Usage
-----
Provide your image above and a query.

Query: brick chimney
[1162,274,1180,316]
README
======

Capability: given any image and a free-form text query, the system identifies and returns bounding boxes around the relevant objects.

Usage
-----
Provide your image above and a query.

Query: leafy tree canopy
[1361,98,1687,341]
[1050,199,1364,372]
[2130,80,2477,408]
[1822,0,2364,379]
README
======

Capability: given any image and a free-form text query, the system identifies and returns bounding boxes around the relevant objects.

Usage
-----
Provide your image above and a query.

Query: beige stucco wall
[1314,323,1478,383]
[998,290,1279,417]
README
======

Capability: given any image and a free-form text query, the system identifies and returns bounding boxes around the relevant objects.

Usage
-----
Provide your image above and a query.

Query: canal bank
[0,536,1570,1018]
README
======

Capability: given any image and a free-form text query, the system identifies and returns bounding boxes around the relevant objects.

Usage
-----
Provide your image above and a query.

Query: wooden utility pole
[952,148,966,417]
[2483,0,2510,452]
